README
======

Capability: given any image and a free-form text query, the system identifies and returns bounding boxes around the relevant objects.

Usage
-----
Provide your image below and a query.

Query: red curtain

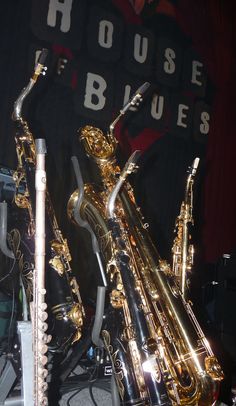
[116,0,236,263]
[176,0,236,262]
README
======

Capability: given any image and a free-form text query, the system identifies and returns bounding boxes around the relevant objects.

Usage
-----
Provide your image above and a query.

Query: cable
[60,374,111,395]
[89,382,98,406]
[66,387,86,406]
[87,351,101,406]
[0,257,16,283]
[7,283,15,352]
[88,363,99,384]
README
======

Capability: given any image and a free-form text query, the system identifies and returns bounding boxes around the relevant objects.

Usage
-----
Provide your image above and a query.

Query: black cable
[60,375,111,393]
[0,257,16,283]
[87,355,101,406]
[7,283,15,352]
[64,382,111,393]
[89,382,98,406]
[66,387,86,406]
[88,364,99,384]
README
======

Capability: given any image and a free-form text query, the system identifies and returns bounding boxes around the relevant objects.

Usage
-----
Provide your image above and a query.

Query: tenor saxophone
[67,124,223,405]
[12,49,84,352]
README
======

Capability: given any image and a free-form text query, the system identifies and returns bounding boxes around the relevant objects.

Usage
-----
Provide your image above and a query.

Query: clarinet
[11,49,84,352]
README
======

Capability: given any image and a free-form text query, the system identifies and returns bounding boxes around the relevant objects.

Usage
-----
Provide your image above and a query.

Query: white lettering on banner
[191,60,203,86]
[200,111,210,134]
[164,48,176,74]
[177,104,189,128]
[134,34,148,64]
[84,73,107,110]
[98,20,114,48]
[47,0,73,33]
[151,94,164,120]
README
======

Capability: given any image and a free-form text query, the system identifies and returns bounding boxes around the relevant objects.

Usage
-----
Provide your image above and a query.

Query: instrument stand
[0,321,33,406]
[0,355,17,405]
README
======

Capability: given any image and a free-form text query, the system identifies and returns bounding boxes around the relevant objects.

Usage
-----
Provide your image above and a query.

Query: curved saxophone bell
[68,123,223,405]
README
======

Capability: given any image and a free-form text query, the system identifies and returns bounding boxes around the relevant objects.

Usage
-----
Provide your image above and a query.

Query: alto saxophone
[172,157,199,298]
[12,49,84,351]
[68,124,223,405]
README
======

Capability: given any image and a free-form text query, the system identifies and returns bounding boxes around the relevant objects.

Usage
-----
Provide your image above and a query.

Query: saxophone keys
[142,337,158,354]
[71,330,82,344]
[110,289,125,308]
[205,356,224,381]
[49,256,64,275]
[67,304,84,328]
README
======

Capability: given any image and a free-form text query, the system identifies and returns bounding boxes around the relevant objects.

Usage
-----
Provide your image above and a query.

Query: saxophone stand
[70,156,120,406]
[0,202,33,406]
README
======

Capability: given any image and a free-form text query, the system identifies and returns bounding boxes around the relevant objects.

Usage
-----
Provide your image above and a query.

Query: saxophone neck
[184,157,200,216]
[106,150,141,219]
[13,80,34,122]
[80,83,150,164]
[12,49,48,122]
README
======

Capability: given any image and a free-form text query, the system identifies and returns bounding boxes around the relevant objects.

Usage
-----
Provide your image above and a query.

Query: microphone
[120,82,150,115]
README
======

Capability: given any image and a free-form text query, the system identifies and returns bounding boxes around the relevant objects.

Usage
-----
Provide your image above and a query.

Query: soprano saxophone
[172,158,199,299]
[12,49,84,352]
[68,116,223,404]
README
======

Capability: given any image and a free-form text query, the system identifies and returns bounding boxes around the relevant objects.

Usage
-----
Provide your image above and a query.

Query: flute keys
[39,311,48,322]
[39,321,48,332]
[40,355,48,366]
[40,302,47,311]
[39,343,48,354]
[38,367,48,378]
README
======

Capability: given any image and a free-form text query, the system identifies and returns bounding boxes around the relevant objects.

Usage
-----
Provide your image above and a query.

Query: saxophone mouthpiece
[109,82,151,135]
[193,157,200,170]
[120,81,151,114]
[192,157,200,175]
[38,48,48,65]
[136,81,151,97]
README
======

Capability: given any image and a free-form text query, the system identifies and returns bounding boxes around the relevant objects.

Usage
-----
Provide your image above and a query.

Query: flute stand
[0,321,33,406]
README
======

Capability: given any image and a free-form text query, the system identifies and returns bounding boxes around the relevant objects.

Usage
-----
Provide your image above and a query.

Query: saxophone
[172,158,199,299]
[67,123,223,405]
[12,49,84,352]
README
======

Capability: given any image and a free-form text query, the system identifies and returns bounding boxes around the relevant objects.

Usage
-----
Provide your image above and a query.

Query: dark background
[0,0,236,400]
[1,0,236,280]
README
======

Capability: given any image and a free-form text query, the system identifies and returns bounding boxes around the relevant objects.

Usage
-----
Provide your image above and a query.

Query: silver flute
[33,139,50,406]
